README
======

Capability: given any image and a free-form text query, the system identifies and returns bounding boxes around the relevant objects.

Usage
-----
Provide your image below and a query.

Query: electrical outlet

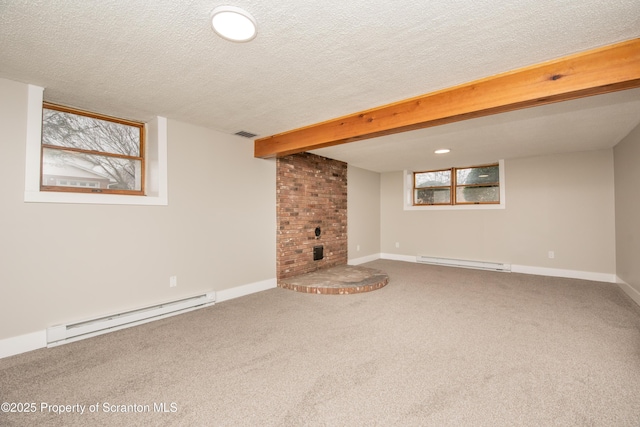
[169,276,178,287]
[395,242,400,248]
[548,251,555,259]
[356,244,360,252]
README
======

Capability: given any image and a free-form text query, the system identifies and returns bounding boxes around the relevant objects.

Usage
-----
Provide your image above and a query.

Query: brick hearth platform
[277,265,389,295]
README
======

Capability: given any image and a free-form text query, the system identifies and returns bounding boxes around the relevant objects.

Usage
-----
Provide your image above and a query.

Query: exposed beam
[255,38,640,158]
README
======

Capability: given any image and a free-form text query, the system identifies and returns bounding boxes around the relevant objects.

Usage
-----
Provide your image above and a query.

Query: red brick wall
[276,153,348,280]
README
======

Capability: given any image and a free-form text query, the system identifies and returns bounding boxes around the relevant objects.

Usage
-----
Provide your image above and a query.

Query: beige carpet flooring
[2,259,640,426]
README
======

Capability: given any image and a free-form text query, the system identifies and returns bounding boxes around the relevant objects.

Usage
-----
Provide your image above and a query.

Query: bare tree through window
[41,104,144,194]
[413,164,499,206]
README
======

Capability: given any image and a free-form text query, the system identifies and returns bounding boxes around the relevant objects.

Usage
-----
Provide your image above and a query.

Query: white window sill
[404,203,505,211]
[24,191,167,206]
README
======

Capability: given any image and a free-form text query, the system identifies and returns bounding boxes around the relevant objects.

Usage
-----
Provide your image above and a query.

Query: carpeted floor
[2,259,640,426]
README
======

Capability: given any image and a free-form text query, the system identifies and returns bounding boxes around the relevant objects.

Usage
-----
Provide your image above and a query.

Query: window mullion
[458,182,500,188]
[41,144,142,161]
[451,167,456,205]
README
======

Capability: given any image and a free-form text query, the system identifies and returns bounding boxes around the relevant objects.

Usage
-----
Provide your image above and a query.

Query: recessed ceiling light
[434,149,450,154]
[211,6,257,43]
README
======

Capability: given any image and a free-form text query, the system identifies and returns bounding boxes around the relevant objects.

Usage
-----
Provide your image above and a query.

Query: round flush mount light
[434,148,451,154]
[210,6,257,42]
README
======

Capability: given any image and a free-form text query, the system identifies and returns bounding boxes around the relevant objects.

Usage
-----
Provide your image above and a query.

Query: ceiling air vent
[234,130,258,138]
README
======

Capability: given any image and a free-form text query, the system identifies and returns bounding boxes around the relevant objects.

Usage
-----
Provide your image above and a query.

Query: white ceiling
[1,0,639,172]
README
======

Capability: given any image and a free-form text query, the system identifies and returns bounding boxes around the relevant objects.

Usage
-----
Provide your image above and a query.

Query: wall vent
[234,130,258,138]
[416,255,511,272]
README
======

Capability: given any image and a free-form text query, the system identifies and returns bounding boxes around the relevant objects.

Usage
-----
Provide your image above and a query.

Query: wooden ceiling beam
[254,38,640,158]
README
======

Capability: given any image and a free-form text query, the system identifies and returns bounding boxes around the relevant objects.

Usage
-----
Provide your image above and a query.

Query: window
[41,103,145,195]
[25,84,167,205]
[414,169,452,205]
[413,163,500,206]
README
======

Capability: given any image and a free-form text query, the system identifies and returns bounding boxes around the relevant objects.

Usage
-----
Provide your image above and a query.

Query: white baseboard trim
[379,253,617,283]
[1,277,278,359]
[0,330,46,359]
[46,292,216,348]
[380,253,416,263]
[616,277,640,308]
[215,277,277,303]
[511,265,616,283]
[348,253,381,265]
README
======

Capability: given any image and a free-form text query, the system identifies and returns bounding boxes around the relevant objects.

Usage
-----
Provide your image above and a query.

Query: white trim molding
[0,330,46,359]
[46,292,216,348]
[511,265,616,283]
[616,277,640,308]
[348,253,381,266]
[215,278,277,302]
[1,277,277,359]
[380,253,617,283]
[380,253,417,263]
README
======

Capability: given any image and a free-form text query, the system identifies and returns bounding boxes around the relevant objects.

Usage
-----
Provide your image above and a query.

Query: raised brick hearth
[277,265,389,295]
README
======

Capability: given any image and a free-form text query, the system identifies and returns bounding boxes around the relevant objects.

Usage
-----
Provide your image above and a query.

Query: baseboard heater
[46,292,216,347]
[416,255,511,272]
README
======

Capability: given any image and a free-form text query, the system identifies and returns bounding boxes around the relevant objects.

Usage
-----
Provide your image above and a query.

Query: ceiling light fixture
[210,6,257,43]
[434,149,451,154]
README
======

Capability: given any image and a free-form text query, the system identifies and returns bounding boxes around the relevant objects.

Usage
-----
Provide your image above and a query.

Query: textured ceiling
[1,0,639,172]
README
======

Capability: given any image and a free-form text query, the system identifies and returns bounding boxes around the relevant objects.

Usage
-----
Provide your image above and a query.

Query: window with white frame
[24,84,167,205]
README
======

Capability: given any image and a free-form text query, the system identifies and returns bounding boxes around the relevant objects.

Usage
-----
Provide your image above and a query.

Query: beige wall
[0,78,276,341]
[614,121,640,302]
[381,149,616,275]
[347,165,381,261]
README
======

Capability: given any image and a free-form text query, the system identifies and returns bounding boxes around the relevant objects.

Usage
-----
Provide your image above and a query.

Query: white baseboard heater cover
[416,255,511,272]
[47,292,216,347]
